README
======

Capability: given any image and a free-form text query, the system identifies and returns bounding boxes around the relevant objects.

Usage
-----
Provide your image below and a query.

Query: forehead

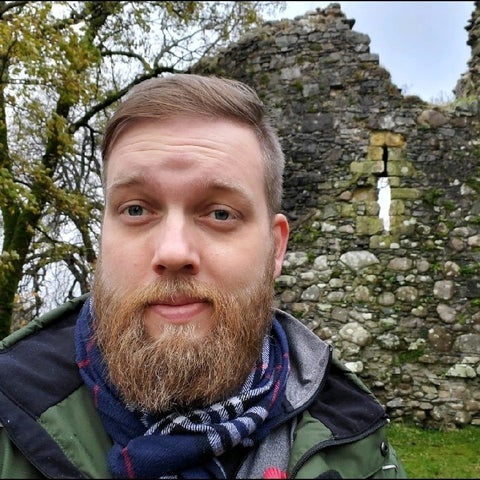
[106,116,263,168]
[104,117,268,201]
[106,116,262,157]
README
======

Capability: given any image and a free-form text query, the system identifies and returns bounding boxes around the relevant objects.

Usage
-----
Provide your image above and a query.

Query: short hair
[101,74,285,214]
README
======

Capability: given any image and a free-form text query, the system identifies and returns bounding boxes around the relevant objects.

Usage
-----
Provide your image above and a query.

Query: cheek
[209,239,274,286]
[99,234,146,280]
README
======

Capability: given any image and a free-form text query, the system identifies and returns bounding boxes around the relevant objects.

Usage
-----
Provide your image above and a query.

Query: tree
[0,0,285,337]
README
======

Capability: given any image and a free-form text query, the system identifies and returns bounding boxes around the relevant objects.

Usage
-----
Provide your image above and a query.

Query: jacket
[0,295,406,478]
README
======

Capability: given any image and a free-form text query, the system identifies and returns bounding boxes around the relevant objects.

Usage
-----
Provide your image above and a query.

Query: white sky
[267,1,474,102]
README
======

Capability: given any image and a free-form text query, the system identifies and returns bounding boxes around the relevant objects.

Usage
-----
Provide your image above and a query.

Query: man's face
[93,117,289,411]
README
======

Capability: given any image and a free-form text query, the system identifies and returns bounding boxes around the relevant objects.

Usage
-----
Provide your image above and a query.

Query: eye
[212,209,231,221]
[126,205,144,216]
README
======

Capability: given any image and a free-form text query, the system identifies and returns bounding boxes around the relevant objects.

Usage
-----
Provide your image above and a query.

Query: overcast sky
[267,1,474,103]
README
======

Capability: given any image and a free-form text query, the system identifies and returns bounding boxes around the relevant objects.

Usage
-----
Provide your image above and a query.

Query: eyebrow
[106,172,149,194]
[107,172,256,210]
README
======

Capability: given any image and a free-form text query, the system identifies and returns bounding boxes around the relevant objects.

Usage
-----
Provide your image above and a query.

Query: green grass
[387,422,480,478]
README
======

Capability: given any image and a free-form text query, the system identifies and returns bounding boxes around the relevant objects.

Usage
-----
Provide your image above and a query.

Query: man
[0,74,406,478]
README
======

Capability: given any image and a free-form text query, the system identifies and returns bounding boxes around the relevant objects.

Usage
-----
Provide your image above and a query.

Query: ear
[272,213,289,278]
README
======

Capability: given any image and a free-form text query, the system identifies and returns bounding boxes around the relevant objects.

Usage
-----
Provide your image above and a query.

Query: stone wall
[193,3,480,429]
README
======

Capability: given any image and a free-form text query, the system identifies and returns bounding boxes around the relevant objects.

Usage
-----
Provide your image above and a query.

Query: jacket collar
[274,309,332,411]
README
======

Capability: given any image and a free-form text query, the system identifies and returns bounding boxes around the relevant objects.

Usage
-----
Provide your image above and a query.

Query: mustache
[109,277,224,309]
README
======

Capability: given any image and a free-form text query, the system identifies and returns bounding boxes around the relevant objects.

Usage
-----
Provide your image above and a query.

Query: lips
[147,299,210,324]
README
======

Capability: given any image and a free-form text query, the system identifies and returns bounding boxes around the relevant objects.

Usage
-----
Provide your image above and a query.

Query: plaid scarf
[74,298,290,479]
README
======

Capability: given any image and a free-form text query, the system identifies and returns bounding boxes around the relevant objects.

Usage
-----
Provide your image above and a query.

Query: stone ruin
[193,2,480,429]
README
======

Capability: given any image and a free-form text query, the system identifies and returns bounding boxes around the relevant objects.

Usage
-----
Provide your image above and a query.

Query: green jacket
[0,296,406,478]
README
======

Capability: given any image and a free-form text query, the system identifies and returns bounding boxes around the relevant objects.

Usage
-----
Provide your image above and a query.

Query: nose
[151,213,200,276]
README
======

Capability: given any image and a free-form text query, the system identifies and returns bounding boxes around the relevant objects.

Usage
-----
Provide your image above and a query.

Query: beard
[91,249,277,414]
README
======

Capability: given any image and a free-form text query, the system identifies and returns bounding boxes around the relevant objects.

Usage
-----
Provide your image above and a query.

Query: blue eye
[127,205,144,216]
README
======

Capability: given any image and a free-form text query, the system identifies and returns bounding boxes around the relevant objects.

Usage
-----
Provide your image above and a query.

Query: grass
[387,421,480,478]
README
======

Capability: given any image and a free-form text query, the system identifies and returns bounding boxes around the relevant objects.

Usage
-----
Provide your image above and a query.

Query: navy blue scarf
[74,298,290,478]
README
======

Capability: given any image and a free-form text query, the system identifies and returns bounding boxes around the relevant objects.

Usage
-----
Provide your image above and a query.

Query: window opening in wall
[377,145,391,232]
